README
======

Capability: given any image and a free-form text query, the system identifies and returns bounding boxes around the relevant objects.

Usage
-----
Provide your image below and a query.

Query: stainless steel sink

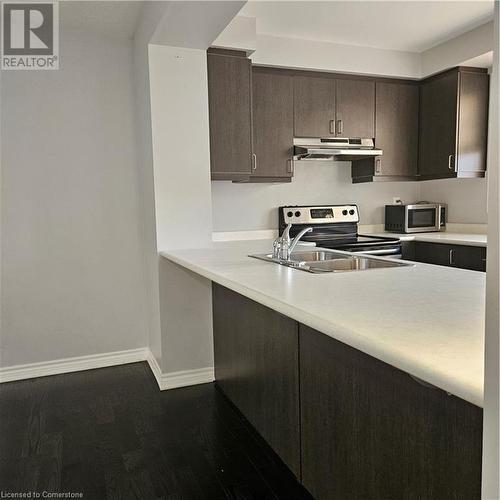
[304,257,408,273]
[249,250,411,273]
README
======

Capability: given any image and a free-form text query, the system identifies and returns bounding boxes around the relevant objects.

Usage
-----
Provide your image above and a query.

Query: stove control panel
[281,205,359,225]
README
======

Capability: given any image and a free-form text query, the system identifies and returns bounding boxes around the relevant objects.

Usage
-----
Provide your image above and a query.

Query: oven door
[362,247,402,258]
[405,205,440,233]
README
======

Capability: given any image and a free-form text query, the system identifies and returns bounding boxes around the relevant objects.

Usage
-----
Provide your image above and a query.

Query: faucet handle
[282,223,293,242]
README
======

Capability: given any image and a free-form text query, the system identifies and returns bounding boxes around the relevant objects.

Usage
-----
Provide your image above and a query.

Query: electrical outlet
[393,197,402,205]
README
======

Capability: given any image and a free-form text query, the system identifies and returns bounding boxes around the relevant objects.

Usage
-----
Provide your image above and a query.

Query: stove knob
[342,210,348,216]
[287,211,293,218]
[295,211,301,217]
[349,209,355,215]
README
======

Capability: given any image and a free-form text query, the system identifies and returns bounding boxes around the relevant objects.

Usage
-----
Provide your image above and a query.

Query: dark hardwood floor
[0,362,312,500]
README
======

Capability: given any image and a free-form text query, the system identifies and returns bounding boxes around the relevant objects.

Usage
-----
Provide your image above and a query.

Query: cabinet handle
[449,249,455,265]
[336,119,343,136]
[252,153,257,171]
[375,157,382,174]
[287,158,294,175]
[448,154,455,172]
[329,120,335,135]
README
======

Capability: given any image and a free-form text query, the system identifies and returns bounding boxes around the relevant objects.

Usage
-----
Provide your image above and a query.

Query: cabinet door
[293,76,335,137]
[455,244,487,271]
[456,71,489,175]
[414,242,486,271]
[207,52,253,180]
[252,70,294,178]
[375,82,419,177]
[212,284,300,476]
[418,70,459,179]
[414,241,452,267]
[300,324,482,500]
[336,79,375,138]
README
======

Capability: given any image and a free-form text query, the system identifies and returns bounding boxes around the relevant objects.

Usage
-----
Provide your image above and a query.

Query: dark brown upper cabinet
[418,67,489,180]
[208,57,489,184]
[292,75,375,139]
[249,68,294,182]
[207,49,253,181]
[336,78,375,138]
[352,81,419,183]
[293,76,336,137]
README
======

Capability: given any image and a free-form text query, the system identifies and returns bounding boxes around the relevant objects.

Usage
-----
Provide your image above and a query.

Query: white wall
[132,2,168,370]
[212,169,489,232]
[212,163,420,231]
[421,21,494,77]
[1,27,149,366]
[482,3,499,498]
[149,45,213,251]
[148,44,214,374]
[420,178,488,224]
[151,1,245,49]
[145,2,247,377]
[213,15,256,53]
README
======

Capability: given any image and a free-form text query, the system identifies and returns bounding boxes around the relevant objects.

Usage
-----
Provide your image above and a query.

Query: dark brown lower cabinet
[212,284,483,499]
[212,283,300,476]
[408,241,487,271]
[299,324,482,500]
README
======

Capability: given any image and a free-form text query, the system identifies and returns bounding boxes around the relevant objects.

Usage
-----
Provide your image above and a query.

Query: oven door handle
[362,248,401,256]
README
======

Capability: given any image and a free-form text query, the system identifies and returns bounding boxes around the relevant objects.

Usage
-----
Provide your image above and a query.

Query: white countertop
[367,231,487,247]
[162,240,485,407]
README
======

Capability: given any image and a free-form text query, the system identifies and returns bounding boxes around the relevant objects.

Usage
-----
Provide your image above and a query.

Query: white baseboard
[146,350,163,389]
[1,348,215,391]
[146,351,214,390]
[0,347,149,383]
[162,366,215,390]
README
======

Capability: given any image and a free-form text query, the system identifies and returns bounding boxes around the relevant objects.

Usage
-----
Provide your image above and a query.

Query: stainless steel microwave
[385,203,447,233]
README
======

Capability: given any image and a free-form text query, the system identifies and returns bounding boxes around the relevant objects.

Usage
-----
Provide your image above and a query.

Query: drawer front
[414,242,486,271]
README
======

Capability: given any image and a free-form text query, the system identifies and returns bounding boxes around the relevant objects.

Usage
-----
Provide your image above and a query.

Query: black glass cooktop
[301,232,399,249]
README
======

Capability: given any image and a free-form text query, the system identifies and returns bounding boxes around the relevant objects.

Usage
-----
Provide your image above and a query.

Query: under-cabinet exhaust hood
[293,137,382,161]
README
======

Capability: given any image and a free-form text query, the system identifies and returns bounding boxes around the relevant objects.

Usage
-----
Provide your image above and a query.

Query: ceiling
[60,1,146,39]
[239,1,494,53]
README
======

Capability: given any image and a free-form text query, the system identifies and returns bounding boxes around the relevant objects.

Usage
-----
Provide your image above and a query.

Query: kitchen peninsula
[162,238,485,500]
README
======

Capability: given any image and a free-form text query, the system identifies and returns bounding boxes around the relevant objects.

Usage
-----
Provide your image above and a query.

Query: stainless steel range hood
[293,137,382,161]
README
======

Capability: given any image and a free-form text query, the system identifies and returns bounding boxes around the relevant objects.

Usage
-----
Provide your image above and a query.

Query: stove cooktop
[301,232,399,249]
[278,204,400,252]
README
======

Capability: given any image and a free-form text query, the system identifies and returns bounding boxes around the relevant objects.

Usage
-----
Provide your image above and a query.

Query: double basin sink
[250,249,411,274]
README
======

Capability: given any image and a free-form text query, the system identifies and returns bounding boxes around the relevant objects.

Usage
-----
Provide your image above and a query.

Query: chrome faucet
[273,224,313,260]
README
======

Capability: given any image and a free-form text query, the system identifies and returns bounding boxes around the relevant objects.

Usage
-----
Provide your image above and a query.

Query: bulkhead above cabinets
[206,48,489,184]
